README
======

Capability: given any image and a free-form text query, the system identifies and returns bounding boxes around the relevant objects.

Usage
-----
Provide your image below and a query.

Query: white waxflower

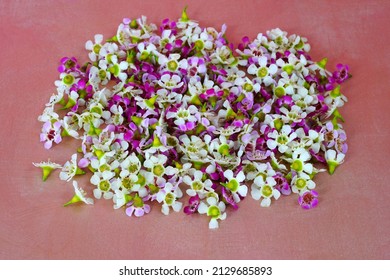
[183,170,213,198]
[85,34,104,61]
[33,160,62,181]
[166,104,198,130]
[243,161,276,181]
[198,197,227,229]
[144,154,175,178]
[291,173,316,194]
[60,154,83,182]
[64,181,94,206]
[90,170,116,200]
[279,105,307,124]
[157,74,184,90]
[208,135,235,156]
[267,125,297,153]
[251,177,281,207]
[179,134,209,162]
[286,148,313,175]
[247,56,278,86]
[120,153,142,177]
[325,149,345,175]
[222,170,248,203]
[156,182,183,215]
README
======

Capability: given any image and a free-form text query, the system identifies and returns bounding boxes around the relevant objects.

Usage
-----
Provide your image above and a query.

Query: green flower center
[167,136,178,147]
[187,144,198,153]
[262,185,273,197]
[167,60,178,71]
[109,64,120,76]
[288,112,298,121]
[98,69,107,80]
[226,179,239,192]
[63,74,75,86]
[122,177,134,190]
[296,100,306,109]
[90,106,103,115]
[291,160,303,172]
[148,184,159,195]
[128,163,138,173]
[99,180,110,192]
[194,40,204,51]
[207,205,220,218]
[192,181,203,191]
[277,135,288,145]
[257,67,268,78]
[177,110,189,118]
[275,36,283,45]
[153,164,165,176]
[244,164,256,173]
[218,144,230,156]
[165,193,175,205]
[243,82,253,92]
[274,118,283,131]
[165,80,176,87]
[296,178,307,190]
[274,86,285,98]
[133,195,144,208]
[136,174,146,187]
[65,59,75,69]
[283,65,294,75]
[160,38,169,47]
[295,40,304,49]
[93,44,101,54]
[140,51,149,60]
[99,163,111,172]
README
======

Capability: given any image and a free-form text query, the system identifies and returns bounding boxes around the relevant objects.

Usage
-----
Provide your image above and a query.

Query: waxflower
[325,149,345,175]
[59,154,85,182]
[251,176,281,207]
[198,197,227,229]
[33,160,62,181]
[40,121,62,149]
[298,190,319,210]
[64,181,94,206]
[183,170,213,198]
[36,8,350,229]
[126,195,151,217]
[266,125,297,154]
[221,169,248,203]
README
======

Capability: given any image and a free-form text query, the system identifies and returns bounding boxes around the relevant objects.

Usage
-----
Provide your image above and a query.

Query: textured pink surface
[0,0,389,259]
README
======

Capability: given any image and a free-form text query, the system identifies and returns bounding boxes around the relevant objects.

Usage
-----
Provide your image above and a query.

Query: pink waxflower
[126,195,151,217]
[184,195,200,215]
[40,121,62,149]
[58,57,79,73]
[298,190,319,210]
[333,64,350,84]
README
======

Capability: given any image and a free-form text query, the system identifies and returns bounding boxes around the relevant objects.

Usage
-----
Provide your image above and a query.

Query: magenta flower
[58,56,79,73]
[333,64,350,84]
[221,187,239,210]
[40,121,62,149]
[274,173,291,195]
[298,190,319,210]
[184,195,200,215]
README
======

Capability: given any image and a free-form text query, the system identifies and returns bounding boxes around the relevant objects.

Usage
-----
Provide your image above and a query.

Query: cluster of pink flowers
[34,9,350,228]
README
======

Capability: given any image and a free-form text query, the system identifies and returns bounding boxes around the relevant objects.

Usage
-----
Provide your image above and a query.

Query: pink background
[0,0,389,259]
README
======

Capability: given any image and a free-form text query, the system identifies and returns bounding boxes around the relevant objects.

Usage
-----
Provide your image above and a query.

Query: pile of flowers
[34,9,350,228]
